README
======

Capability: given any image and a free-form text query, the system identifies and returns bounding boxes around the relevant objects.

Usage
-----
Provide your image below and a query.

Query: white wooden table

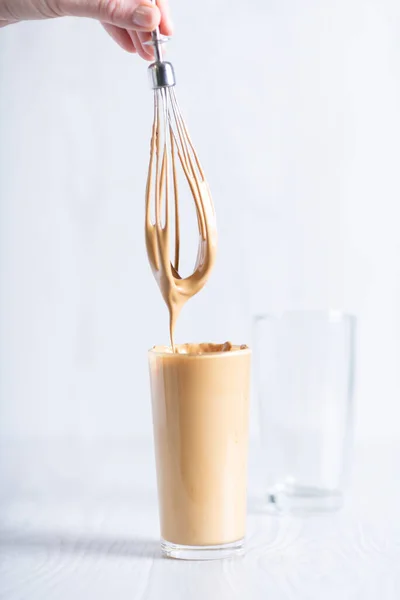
[1,439,399,599]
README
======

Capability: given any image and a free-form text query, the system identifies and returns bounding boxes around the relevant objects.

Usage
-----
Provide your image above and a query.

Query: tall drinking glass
[253,311,356,512]
[149,343,251,559]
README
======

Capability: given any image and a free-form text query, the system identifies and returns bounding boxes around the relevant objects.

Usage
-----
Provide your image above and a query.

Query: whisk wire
[145,48,217,346]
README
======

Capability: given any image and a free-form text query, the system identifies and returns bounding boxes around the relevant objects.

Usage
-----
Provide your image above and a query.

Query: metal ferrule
[148,61,176,89]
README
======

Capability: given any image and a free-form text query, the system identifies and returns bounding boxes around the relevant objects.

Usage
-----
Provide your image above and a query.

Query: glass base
[267,484,343,514]
[161,538,244,560]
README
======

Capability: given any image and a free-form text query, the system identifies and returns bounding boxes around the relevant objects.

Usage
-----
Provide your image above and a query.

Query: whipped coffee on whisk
[145,87,217,349]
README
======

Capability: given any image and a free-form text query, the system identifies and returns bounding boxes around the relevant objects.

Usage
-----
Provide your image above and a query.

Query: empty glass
[253,311,356,512]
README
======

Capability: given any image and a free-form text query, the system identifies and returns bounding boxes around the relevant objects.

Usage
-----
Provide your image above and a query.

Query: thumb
[59,0,161,30]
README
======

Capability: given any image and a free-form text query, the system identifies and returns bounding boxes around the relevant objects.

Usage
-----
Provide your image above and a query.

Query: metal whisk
[145,11,217,344]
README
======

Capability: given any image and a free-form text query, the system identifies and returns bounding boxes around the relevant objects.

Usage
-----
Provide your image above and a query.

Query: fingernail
[132,6,155,28]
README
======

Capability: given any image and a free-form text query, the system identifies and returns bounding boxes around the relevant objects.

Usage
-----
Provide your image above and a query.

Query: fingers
[128,30,153,60]
[102,23,136,53]
[59,0,161,30]
[57,0,173,58]
[138,31,154,60]
[157,0,173,36]
[127,0,172,59]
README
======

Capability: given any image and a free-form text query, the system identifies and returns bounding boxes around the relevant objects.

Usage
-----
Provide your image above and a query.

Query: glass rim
[253,310,356,323]
[148,344,251,358]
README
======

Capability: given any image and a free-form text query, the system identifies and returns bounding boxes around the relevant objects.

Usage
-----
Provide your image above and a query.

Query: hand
[0,0,173,58]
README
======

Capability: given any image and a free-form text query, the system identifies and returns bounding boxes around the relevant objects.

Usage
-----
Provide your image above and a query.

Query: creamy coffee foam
[145,101,217,349]
[151,342,249,355]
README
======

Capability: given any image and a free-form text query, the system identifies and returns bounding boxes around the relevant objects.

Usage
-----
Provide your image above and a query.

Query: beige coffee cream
[145,90,217,350]
[149,343,251,547]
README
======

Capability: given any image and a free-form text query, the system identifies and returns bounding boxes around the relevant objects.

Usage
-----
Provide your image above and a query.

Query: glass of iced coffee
[148,342,251,560]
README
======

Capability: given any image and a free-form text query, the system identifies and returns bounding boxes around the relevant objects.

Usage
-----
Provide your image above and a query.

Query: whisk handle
[150,0,163,62]
[147,0,176,88]
[151,30,163,63]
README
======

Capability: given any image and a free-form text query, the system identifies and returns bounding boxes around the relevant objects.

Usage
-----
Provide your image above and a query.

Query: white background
[1,0,400,442]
